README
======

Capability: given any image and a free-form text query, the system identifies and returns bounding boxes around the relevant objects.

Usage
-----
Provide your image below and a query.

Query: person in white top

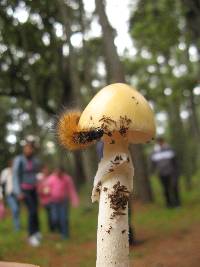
[1,160,20,230]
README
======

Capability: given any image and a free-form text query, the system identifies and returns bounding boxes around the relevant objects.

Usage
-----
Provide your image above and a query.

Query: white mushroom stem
[92,139,134,267]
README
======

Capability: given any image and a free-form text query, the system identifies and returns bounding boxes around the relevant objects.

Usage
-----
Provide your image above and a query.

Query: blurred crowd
[0,142,79,247]
[0,136,181,248]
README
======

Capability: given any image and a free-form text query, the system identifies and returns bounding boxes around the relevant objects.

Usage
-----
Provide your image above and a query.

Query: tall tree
[57,0,87,186]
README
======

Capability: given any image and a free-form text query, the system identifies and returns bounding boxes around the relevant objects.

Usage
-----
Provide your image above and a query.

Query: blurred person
[1,159,20,230]
[0,169,6,203]
[47,166,79,239]
[151,137,181,208]
[37,164,55,232]
[13,142,41,246]
[0,185,6,220]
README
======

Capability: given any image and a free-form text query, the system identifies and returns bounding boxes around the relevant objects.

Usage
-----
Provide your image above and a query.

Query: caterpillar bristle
[56,110,88,150]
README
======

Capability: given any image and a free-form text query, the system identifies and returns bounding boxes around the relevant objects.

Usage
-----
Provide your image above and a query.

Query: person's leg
[31,190,40,234]
[45,204,55,232]
[50,203,59,231]
[58,200,69,239]
[2,183,6,204]
[172,176,181,207]
[23,190,39,236]
[23,190,33,235]
[159,176,172,207]
[7,194,20,231]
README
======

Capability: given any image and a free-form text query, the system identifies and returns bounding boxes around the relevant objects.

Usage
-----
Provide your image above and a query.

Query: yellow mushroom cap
[78,83,156,144]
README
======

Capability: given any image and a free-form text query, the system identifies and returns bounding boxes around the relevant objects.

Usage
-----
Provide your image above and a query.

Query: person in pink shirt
[37,165,55,232]
[47,166,79,239]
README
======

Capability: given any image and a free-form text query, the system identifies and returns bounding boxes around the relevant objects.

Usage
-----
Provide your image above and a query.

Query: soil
[62,222,199,267]
[46,222,200,267]
[132,223,200,267]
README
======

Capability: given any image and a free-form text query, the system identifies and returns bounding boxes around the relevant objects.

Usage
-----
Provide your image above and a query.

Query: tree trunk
[78,0,94,99]
[95,0,125,83]
[57,0,87,186]
[182,0,200,45]
[130,144,153,202]
[188,90,200,140]
[19,27,39,134]
[95,0,153,202]
[78,0,100,179]
[82,147,99,182]
[168,96,192,189]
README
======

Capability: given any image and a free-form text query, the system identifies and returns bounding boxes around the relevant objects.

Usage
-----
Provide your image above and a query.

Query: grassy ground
[0,174,200,266]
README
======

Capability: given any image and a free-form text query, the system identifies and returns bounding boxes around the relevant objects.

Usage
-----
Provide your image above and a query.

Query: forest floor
[133,223,200,267]
[0,175,200,267]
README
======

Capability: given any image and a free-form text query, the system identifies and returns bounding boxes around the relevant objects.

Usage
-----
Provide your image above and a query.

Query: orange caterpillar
[56,110,104,150]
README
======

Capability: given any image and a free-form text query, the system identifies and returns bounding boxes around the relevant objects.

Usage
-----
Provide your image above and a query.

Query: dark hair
[57,165,65,173]
[24,141,35,148]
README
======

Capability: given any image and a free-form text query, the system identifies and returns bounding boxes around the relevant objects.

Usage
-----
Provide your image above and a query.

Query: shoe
[28,235,40,247]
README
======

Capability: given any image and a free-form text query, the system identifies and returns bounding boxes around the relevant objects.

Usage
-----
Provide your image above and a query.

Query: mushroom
[56,83,155,267]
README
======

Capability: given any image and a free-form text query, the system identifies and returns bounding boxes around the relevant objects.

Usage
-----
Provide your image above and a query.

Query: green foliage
[130,0,180,55]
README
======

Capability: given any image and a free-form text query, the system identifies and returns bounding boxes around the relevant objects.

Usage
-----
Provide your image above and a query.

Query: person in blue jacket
[13,141,41,246]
